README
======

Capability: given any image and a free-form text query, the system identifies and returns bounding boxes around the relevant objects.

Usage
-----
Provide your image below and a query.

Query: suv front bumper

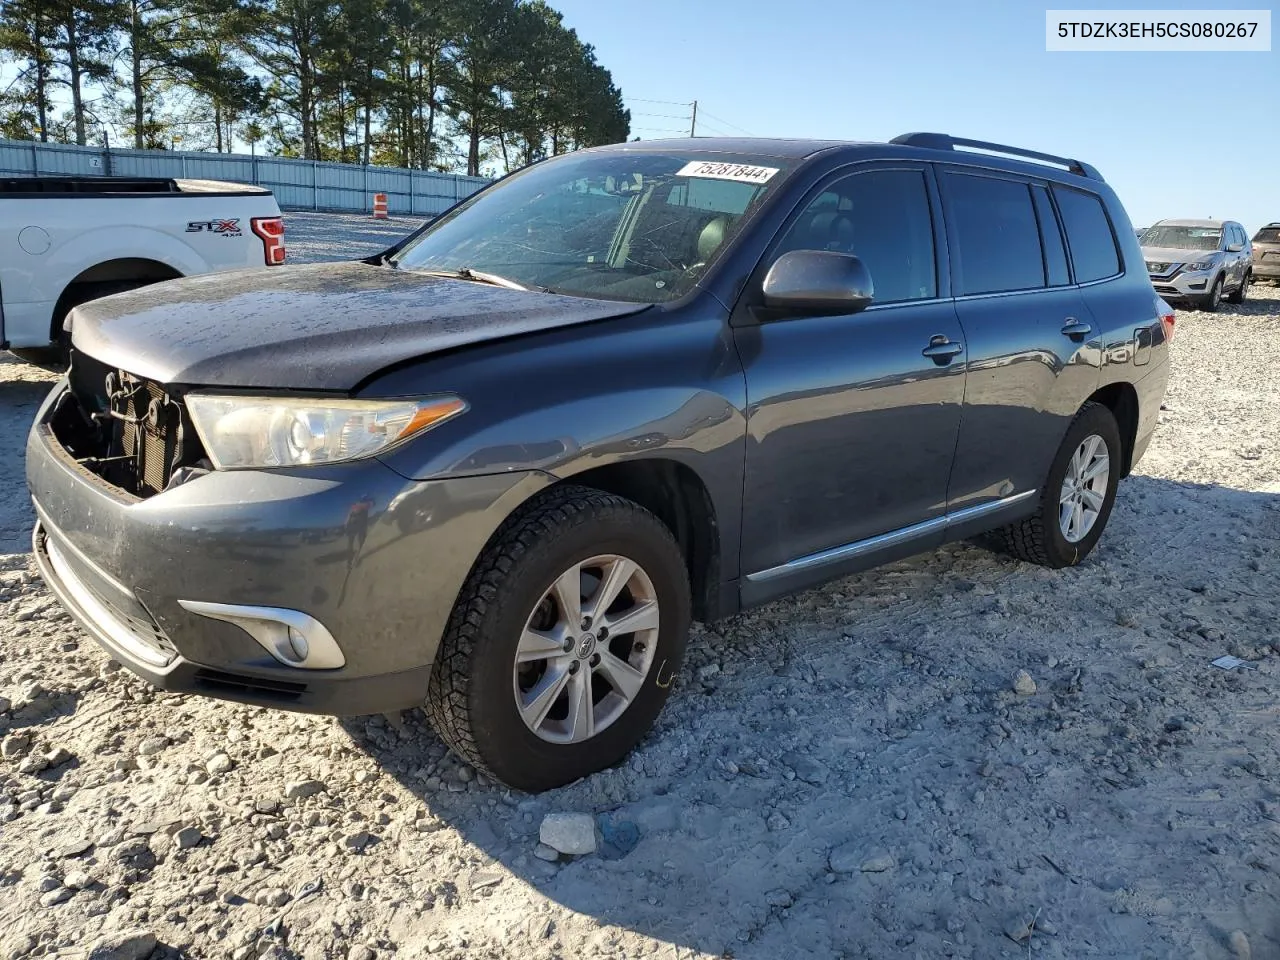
[1148,266,1217,301]
[27,378,550,715]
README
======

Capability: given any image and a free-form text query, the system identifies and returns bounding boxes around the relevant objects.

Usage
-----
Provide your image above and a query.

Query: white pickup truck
[1,176,285,362]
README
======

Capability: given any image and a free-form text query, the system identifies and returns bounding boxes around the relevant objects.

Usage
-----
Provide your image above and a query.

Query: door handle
[1061,318,1092,341]
[922,335,964,364]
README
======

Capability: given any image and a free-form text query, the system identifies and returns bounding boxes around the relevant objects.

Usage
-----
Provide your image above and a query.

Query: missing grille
[49,353,208,498]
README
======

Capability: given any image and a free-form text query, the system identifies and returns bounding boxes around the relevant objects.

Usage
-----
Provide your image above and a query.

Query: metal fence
[0,138,491,216]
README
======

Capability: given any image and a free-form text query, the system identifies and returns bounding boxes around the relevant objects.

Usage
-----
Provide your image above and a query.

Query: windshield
[1254,227,1280,244]
[1140,225,1222,251]
[392,151,790,303]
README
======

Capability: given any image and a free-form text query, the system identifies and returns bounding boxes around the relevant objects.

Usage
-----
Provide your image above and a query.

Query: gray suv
[1141,218,1253,310]
[27,133,1172,791]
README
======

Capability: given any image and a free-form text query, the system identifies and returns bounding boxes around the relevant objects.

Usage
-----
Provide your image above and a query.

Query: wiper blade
[418,267,542,292]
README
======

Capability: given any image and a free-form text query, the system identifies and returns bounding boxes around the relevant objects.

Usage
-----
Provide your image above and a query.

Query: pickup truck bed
[1,176,284,356]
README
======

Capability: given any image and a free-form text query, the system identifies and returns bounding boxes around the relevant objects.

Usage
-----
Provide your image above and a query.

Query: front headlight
[186,394,467,469]
[1183,259,1216,272]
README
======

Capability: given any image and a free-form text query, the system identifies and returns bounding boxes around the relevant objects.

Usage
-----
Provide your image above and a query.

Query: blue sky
[555,0,1278,235]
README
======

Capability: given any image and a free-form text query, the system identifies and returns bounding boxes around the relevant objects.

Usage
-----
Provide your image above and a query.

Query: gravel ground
[2,222,1279,959]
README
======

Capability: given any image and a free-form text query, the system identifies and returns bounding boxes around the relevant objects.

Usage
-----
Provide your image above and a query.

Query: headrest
[698,217,728,261]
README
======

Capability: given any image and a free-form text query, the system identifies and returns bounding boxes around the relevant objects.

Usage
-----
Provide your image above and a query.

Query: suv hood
[69,261,649,391]
[1140,245,1219,264]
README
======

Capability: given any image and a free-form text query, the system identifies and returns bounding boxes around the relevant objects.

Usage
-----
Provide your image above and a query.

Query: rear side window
[775,169,937,303]
[942,173,1044,295]
[1031,185,1070,286]
[1053,187,1121,282]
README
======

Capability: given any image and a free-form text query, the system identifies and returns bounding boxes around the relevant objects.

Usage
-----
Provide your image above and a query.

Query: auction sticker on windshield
[676,161,779,184]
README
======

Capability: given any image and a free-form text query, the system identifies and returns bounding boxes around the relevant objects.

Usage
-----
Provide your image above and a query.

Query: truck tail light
[251,216,286,266]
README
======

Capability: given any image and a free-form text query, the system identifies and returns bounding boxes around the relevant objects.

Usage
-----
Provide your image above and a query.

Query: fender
[368,301,749,582]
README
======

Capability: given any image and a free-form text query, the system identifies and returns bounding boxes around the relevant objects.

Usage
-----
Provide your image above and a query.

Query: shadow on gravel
[339,474,1280,958]
[0,375,57,408]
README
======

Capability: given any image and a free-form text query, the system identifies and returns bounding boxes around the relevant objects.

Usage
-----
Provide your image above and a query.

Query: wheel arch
[51,257,184,340]
[1086,382,1140,477]
[550,458,724,622]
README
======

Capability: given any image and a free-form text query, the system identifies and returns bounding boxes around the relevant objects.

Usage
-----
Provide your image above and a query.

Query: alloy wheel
[512,554,660,744]
[1059,434,1110,543]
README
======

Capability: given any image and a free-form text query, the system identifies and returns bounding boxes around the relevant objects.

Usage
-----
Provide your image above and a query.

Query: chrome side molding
[745,490,1036,584]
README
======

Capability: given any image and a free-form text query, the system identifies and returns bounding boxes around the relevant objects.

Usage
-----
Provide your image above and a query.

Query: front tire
[1225,270,1250,304]
[425,485,691,792]
[1199,274,1224,312]
[992,402,1122,569]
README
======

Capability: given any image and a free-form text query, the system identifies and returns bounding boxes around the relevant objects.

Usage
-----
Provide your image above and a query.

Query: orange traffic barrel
[372,193,388,219]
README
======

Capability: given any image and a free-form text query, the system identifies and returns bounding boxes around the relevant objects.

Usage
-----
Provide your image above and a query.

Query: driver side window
[774,169,938,303]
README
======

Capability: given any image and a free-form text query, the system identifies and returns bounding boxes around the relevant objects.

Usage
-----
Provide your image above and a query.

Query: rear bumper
[1252,259,1280,280]
[26,377,552,715]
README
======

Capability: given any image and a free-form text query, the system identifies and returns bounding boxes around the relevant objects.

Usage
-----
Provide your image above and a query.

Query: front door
[733,164,965,597]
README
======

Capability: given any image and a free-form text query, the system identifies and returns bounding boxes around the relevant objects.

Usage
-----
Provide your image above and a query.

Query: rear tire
[1225,270,1250,304]
[425,485,691,792]
[990,402,1121,569]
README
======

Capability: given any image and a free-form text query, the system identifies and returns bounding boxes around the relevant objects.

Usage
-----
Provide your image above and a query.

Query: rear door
[735,163,966,595]
[940,169,1102,513]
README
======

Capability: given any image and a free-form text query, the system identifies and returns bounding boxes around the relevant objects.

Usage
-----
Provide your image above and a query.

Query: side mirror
[1227,242,1244,253]
[761,250,874,315]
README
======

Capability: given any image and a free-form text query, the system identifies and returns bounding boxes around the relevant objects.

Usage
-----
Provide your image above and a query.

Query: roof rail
[890,132,1103,181]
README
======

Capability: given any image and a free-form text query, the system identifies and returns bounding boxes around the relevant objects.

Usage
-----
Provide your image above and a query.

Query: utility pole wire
[628,97,693,106]
[696,108,754,137]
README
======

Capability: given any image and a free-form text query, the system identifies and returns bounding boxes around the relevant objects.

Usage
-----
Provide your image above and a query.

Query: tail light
[251,217,286,266]
[1157,297,1175,343]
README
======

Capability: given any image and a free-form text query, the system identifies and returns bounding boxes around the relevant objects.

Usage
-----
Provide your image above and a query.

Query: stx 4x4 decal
[186,219,243,236]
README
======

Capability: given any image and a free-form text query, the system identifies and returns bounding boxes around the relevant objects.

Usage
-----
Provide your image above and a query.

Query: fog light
[287,626,310,662]
[177,600,346,669]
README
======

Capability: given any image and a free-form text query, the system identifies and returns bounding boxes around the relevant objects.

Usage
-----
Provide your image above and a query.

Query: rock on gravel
[285,779,326,799]
[344,830,377,853]
[859,853,895,873]
[1013,669,1037,695]
[828,842,859,873]
[539,813,597,855]
[64,870,92,890]
[829,843,895,874]
[87,930,157,960]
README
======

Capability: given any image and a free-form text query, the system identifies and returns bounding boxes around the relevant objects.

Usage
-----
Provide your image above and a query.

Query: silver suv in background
[1141,218,1252,311]
[1252,223,1280,285]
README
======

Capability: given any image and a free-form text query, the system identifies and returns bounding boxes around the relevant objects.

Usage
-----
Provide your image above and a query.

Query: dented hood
[69,261,648,391]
